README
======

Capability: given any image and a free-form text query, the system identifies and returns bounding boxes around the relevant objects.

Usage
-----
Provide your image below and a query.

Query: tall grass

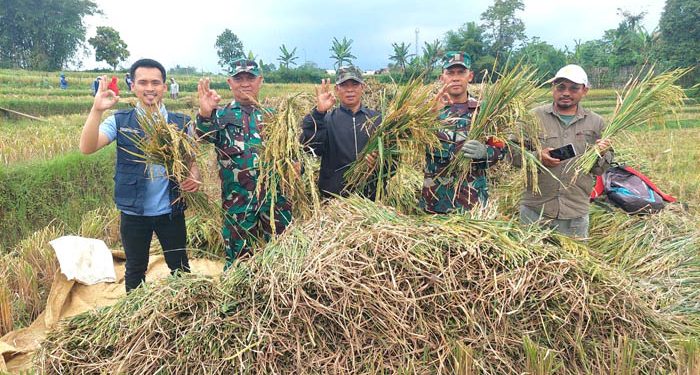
[0,114,84,165]
[2,225,62,328]
[0,149,114,251]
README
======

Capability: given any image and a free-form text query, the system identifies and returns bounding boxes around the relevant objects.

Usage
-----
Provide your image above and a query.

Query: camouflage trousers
[222,195,292,269]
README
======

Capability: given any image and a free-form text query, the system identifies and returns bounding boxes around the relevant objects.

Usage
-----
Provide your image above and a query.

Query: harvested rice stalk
[256,93,320,224]
[384,163,423,214]
[0,281,12,336]
[569,67,690,177]
[443,61,545,189]
[344,78,442,201]
[363,77,398,114]
[40,197,698,374]
[120,105,214,213]
[589,203,700,319]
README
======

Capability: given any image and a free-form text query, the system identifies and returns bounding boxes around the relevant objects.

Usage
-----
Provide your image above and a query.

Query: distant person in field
[196,57,291,268]
[92,76,101,96]
[59,73,68,90]
[79,58,201,293]
[107,76,119,96]
[300,65,382,200]
[170,78,179,99]
[420,51,506,214]
[511,64,613,239]
[125,72,133,91]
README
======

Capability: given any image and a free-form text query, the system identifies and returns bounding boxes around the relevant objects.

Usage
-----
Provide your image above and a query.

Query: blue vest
[113,109,190,215]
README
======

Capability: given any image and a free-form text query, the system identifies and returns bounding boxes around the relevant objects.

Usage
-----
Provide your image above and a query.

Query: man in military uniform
[420,51,506,213]
[196,58,291,268]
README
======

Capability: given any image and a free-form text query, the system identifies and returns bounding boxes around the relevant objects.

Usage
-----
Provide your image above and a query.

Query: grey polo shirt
[517,103,613,219]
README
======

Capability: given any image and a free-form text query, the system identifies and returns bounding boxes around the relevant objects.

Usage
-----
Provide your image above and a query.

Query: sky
[78,0,666,73]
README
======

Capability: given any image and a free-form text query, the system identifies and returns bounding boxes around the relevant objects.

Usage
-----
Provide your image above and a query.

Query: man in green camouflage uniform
[196,58,291,268]
[420,51,506,213]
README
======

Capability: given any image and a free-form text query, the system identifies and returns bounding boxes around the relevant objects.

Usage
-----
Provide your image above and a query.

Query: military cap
[229,58,260,77]
[335,65,364,84]
[442,51,472,70]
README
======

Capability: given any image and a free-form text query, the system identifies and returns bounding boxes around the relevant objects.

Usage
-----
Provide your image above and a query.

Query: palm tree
[329,37,356,69]
[277,44,299,69]
[389,42,413,72]
[422,39,443,70]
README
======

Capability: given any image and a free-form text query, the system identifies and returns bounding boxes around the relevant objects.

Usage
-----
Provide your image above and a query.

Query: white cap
[549,64,589,87]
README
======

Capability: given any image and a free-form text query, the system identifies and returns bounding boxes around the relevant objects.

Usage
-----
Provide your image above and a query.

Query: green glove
[461,140,487,160]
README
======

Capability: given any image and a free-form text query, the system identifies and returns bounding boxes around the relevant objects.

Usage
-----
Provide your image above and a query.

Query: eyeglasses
[553,83,583,92]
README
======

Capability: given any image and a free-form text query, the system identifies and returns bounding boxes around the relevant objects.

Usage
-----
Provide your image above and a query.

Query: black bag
[591,165,676,214]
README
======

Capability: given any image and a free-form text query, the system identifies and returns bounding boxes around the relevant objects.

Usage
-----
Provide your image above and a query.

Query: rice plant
[569,67,690,177]
[344,77,442,201]
[120,105,215,213]
[256,93,320,225]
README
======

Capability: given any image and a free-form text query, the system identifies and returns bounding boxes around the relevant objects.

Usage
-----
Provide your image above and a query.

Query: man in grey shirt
[513,64,613,239]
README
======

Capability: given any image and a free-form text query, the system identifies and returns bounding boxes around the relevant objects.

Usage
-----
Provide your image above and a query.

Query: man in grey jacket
[300,66,382,199]
[514,64,613,239]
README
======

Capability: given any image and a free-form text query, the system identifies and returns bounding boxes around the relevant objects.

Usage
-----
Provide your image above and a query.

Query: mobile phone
[549,143,576,161]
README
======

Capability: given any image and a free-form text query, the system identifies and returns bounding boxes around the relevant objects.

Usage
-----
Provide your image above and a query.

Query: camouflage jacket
[420,99,506,213]
[196,101,268,213]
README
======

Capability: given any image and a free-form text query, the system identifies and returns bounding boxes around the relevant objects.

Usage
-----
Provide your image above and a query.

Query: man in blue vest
[79,58,201,292]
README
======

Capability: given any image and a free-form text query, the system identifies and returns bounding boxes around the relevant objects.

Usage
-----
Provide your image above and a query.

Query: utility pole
[415,28,419,57]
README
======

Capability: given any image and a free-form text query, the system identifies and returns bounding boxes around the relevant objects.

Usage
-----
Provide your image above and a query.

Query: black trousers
[120,212,190,292]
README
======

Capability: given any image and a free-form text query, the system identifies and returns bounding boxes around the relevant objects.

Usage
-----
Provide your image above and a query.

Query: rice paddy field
[1,68,699,373]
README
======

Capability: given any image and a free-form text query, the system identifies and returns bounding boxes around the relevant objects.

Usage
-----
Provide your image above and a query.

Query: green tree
[329,36,356,69]
[657,0,700,83]
[422,39,443,71]
[88,26,129,71]
[277,44,299,69]
[389,42,413,72]
[0,0,100,70]
[215,29,244,71]
[443,22,493,80]
[480,0,526,56]
[606,9,651,68]
[570,39,612,70]
[513,37,566,79]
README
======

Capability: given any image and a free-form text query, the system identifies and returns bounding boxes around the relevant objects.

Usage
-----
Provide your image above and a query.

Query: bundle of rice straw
[443,62,545,189]
[589,203,700,320]
[39,197,698,374]
[569,67,690,177]
[344,78,442,201]
[383,163,423,214]
[121,105,212,212]
[256,93,320,225]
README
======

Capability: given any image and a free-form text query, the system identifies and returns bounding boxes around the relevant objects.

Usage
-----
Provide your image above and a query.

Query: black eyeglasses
[553,83,583,92]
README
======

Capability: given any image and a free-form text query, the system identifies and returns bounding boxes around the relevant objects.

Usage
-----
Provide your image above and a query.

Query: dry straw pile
[38,197,697,374]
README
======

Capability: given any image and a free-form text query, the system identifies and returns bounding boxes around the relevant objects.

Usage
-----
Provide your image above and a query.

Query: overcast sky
[78,0,666,73]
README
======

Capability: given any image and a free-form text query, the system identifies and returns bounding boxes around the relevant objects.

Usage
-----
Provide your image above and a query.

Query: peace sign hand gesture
[315,78,336,113]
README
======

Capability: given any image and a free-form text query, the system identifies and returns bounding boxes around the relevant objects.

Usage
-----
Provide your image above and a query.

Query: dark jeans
[120,212,190,292]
